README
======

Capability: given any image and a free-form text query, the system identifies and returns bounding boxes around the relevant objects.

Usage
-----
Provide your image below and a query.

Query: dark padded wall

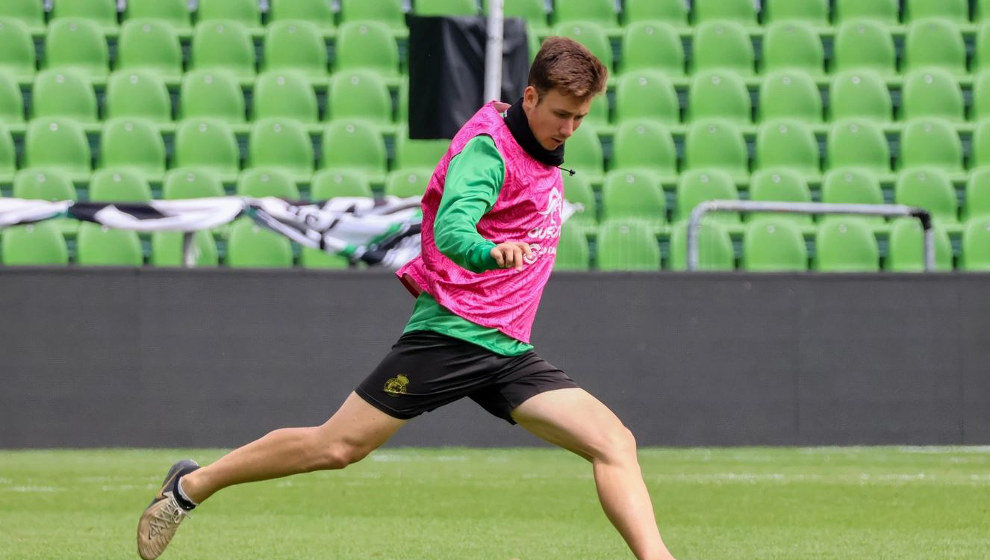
[1,269,988,448]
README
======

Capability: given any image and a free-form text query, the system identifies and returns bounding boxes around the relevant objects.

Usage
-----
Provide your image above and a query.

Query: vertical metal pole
[923,227,935,272]
[484,0,504,103]
[181,231,196,268]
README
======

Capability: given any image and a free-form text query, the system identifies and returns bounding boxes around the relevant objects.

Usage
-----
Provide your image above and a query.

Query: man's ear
[522,86,538,111]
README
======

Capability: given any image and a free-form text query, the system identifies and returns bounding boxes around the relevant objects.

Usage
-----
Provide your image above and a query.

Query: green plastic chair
[826,119,890,174]
[683,120,749,180]
[903,18,966,76]
[601,170,666,231]
[691,21,754,76]
[610,120,677,180]
[492,0,550,37]
[384,168,431,198]
[763,0,829,25]
[832,20,896,77]
[31,70,97,123]
[12,168,76,201]
[813,218,879,272]
[125,0,191,31]
[687,70,751,124]
[693,0,758,25]
[76,222,144,267]
[976,22,990,73]
[762,21,824,77]
[960,217,990,271]
[44,19,109,79]
[261,20,328,80]
[552,22,613,72]
[757,70,822,124]
[247,119,314,180]
[252,71,318,123]
[0,18,36,83]
[962,168,990,221]
[584,94,610,132]
[190,20,255,80]
[162,168,225,199]
[173,118,240,182]
[742,218,808,271]
[299,246,351,268]
[237,167,301,198]
[99,118,166,180]
[562,171,597,233]
[894,168,958,223]
[899,118,962,173]
[667,220,734,271]
[0,71,24,126]
[971,119,990,168]
[900,69,964,122]
[339,0,405,36]
[828,71,892,122]
[552,0,617,29]
[970,71,990,122]
[755,120,820,177]
[226,218,293,268]
[614,70,679,125]
[554,220,590,271]
[179,70,246,123]
[196,0,262,30]
[116,19,183,82]
[595,220,660,271]
[0,0,45,34]
[748,168,813,225]
[674,169,739,224]
[151,231,219,267]
[623,0,688,27]
[334,21,400,82]
[310,169,373,199]
[559,124,604,182]
[394,126,450,171]
[104,70,172,123]
[0,124,13,183]
[620,22,684,77]
[885,217,952,272]
[1,222,69,266]
[904,0,968,22]
[322,120,388,184]
[978,0,990,21]
[51,0,118,31]
[415,0,477,16]
[325,70,393,128]
[88,168,152,202]
[834,0,898,24]
[820,168,885,228]
[23,118,91,180]
[268,0,335,33]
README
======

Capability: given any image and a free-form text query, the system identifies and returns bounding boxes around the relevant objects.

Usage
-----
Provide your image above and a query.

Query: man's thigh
[510,388,630,460]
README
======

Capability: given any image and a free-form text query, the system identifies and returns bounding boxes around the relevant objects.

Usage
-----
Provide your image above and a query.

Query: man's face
[521,86,592,152]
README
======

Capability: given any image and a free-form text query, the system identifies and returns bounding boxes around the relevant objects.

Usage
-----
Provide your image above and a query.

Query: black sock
[171,473,198,511]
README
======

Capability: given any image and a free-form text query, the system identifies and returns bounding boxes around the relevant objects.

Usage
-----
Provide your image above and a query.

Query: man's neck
[502,98,565,167]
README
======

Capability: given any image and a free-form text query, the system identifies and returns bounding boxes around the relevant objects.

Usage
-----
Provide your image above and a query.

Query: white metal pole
[484,0,504,102]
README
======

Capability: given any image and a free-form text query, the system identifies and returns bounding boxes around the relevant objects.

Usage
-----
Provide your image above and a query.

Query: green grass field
[2,446,988,559]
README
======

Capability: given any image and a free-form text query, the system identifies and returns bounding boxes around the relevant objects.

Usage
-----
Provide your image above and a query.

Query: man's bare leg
[511,388,676,560]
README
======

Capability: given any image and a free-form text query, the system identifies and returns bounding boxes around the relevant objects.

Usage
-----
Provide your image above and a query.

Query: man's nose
[559,119,575,138]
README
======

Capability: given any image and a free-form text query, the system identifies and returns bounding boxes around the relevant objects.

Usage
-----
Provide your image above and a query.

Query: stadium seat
[620,22,684,77]
[562,172,597,233]
[885,217,953,272]
[596,220,660,270]
[963,168,990,221]
[601,170,666,231]
[31,70,98,123]
[173,119,240,182]
[584,95,610,132]
[161,168,225,199]
[971,119,990,168]
[834,0,899,24]
[674,169,740,224]
[116,19,183,82]
[622,0,688,27]
[76,222,143,267]
[0,18,36,83]
[686,70,751,124]
[151,231,219,267]
[268,0,335,35]
[610,121,677,180]
[190,21,255,80]
[251,71,319,124]
[226,218,293,268]
[99,118,166,181]
[904,0,968,23]
[385,168,431,198]
[88,168,152,202]
[828,71,892,122]
[960,217,990,271]
[0,124,13,183]
[757,71,822,124]
[826,120,890,175]
[124,0,191,31]
[415,0,477,16]
[310,170,373,199]
[0,0,45,35]
[691,21,754,76]
[325,70,394,129]
[247,119,314,180]
[899,119,963,173]
[761,21,825,77]
[322,120,388,184]
[552,22,613,72]
[496,0,550,37]
[23,118,91,180]
[813,218,879,272]
[820,168,886,228]
[12,168,76,201]
[755,120,820,178]
[667,220,734,271]
[747,169,813,225]
[104,71,172,124]
[196,0,262,30]
[683,120,749,180]
[44,19,109,79]
[763,0,830,26]
[554,221,590,271]
[261,20,328,80]
[894,168,958,223]
[394,127,451,172]
[299,246,351,269]
[614,71,679,125]
[976,23,990,73]
[742,218,808,271]
[832,20,896,77]
[0,74,22,127]
[903,19,966,75]
[236,168,301,198]
[693,0,758,25]
[334,21,401,84]
[552,0,618,30]
[179,70,246,124]
[900,69,964,122]
[0,222,68,266]
[970,71,990,121]
[50,0,118,31]
[338,0,406,36]
[559,124,604,182]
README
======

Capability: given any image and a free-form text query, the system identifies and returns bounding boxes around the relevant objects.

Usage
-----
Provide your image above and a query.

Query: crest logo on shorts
[383,374,409,396]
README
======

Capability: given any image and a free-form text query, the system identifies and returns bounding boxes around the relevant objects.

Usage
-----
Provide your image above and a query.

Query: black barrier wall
[1,268,988,448]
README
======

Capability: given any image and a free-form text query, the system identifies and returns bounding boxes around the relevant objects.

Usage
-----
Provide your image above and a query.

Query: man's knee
[591,425,638,464]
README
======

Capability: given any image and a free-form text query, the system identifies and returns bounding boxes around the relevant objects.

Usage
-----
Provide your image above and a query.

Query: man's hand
[491,241,534,271]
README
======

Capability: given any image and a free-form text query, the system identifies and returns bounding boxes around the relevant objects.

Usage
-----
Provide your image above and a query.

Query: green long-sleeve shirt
[403,135,534,356]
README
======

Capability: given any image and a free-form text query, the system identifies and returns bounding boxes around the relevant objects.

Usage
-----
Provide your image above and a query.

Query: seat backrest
[247,118,315,178]
[900,69,964,122]
[601,170,666,228]
[197,0,262,27]
[326,70,393,124]
[98,118,166,178]
[742,218,808,271]
[339,0,405,31]
[552,22,613,70]
[0,0,45,31]
[904,0,968,22]
[162,168,225,199]
[761,21,824,76]
[88,168,152,202]
[116,19,183,78]
[190,20,256,78]
[0,18,36,79]
[667,220,734,271]
[833,20,896,76]
[262,20,327,78]
[554,220,590,271]
[757,70,822,123]
[32,69,98,122]
[24,118,91,174]
[1,222,68,265]
[595,220,660,271]
[105,70,172,123]
[834,0,898,24]
[763,0,829,25]
[310,170,373,199]
[899,118,962,172]
[552,0,617,27]
[268,0,335,29]
[559,124,603,180]
[623,0,688,26]
[610,120,676,178]
[970,70,990,122]
[497,0,550,32]
[614,70,679,124]
[885,217,953,272]
[963,168,990,221]
[620,21,684,76]
[0,71,23,124]
[322,120,388,173]
[173,118,240,175]
[693,0,758,25]
[674,169,739,223]
[976,22,990,73]
[226,218,294,268]
[562,172,597,231]
[334,21,400,76]
[960,217,990,271]
[384,168,431,197]
[236,167,301,198]
[179,69,246,123]
[13,168,76,201]
[894,167,958,223]
[252,71,319,123]
[826,119,890,173]
[683,120,749,178]
[755,119,820,176]
[0,123,12,176]
[687,70,751,124]
[828,70,892,122]
[51,0,118,28]
[691,20,754,75]
[821,168,885,217]
[76,222,144,267]
[414,0,478,16]
[971,119,990,168]
[150,231,218,267]
[903,18,966,75]
[814,218,879,272]
[44,18,109,76]
[748,168,813,225]
[125,0,191,29]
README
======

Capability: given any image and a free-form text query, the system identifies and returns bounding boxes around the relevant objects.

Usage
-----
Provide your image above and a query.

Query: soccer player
[137,37,677,560]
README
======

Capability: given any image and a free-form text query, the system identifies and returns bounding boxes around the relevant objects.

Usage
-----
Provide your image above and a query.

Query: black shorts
[355,330,579,424]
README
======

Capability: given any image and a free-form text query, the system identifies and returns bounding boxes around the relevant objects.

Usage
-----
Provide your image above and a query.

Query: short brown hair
[528,36,608,101]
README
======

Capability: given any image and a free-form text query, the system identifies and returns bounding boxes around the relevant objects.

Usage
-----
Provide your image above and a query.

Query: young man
[137,37,677,560]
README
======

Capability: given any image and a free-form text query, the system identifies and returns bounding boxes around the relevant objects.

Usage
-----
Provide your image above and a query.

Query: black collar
[503,98,565,167]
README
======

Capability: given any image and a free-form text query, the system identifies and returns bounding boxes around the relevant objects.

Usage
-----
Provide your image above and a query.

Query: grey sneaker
[136,460,199,560]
